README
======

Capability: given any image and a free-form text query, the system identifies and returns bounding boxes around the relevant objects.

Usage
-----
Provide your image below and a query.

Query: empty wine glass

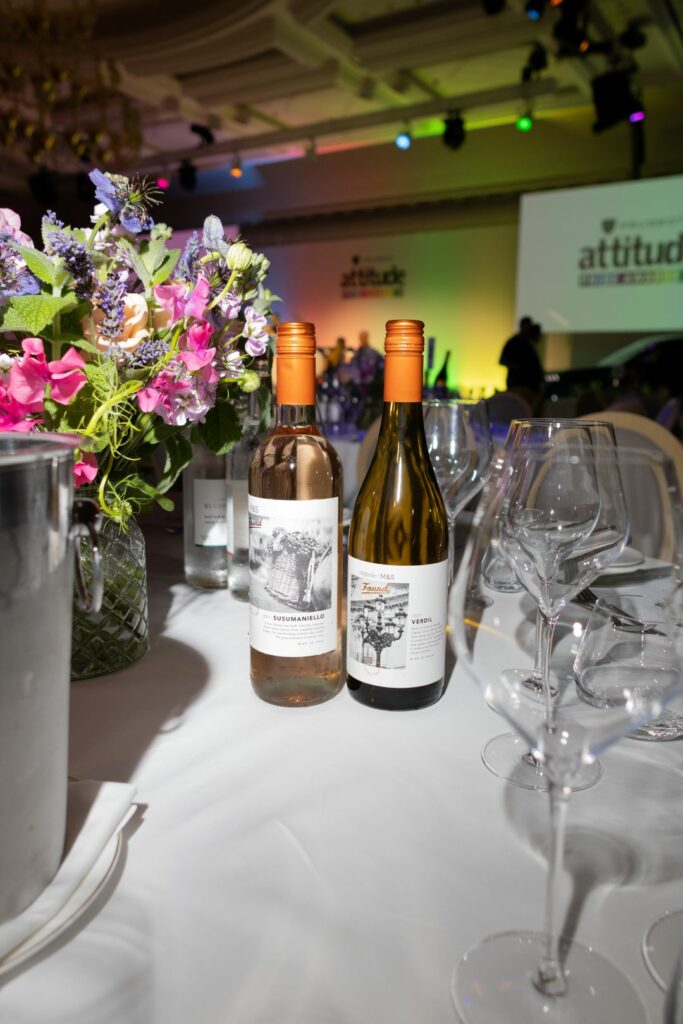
[449,446,683,1024]
[482,440,629,791]
[503,419,618,700]
[423,399,493,584]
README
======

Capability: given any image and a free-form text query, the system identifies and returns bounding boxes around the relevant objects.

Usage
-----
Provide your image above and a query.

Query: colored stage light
[395,129,412,150]
[516,112,534,132]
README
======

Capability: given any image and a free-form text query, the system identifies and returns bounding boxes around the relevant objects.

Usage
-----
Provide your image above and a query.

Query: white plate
[0,832,122,977]
[600,545,646,576]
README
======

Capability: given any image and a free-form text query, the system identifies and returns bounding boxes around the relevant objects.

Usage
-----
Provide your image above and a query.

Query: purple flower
[218,290,241,320]
[127,337,170,369]
[0,241,40,301]
[94,272,127,347]
[45,231,96,300]
[88,169,160,234]
[89,169,122,217]
[137,357,217,426]
[243,305,269,357]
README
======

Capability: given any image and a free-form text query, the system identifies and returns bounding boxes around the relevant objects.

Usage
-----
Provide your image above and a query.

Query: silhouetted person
[499,317,544,405]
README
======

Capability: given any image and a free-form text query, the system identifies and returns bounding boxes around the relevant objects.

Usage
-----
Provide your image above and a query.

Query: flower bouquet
[0,170,277,676]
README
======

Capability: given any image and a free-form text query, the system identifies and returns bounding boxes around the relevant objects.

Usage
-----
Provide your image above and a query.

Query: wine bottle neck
[275,404,317,429]
[379,401,426,441]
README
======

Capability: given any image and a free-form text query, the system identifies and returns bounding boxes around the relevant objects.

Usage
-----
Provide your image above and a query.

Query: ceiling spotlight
[481,0,506,13]
[525,0,546,21]
[179,159,197,192]
[443,113,466,150]
[516,111,534,132]
[395,128,412,150]
[229,155,243,178]
[190,123,215,146]
[591,69,644,132]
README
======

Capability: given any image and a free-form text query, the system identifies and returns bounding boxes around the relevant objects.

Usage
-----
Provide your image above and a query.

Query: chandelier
[0,1,142,170]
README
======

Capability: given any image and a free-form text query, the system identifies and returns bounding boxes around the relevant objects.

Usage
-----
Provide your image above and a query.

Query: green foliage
[0,294,76,336]
[194,401,241,455]
[11,243,57,285]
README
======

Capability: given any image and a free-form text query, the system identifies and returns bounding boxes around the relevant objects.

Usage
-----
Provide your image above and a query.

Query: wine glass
[423,399,493,585]
[482,439,629,791]
[449,445,683,1024]
[503,419,618,700]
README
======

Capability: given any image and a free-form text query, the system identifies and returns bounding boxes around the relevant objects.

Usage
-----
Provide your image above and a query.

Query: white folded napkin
[0,779,136,964]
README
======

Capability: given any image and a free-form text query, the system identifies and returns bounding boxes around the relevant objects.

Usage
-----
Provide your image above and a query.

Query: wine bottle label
[227,480,249,555]
[347,556,448,687]
[248,495,338,657]
[193,479,228,547]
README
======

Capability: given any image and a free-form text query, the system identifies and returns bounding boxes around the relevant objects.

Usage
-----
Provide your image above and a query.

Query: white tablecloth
[2,529,682,1023]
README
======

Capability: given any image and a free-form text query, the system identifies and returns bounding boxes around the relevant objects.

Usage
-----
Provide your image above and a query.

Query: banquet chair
[581,411,683,561]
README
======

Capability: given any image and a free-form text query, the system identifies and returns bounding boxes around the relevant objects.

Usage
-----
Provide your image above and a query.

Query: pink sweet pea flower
[0,209,33,247]
[0,380,40,431]
[184,276,210,320]
[9,337,88,409]
[73,451,98,487]
[179,347,215,372]
[8,338,50,410]
[48,347,88,404]
[184,321,214,351]
[153,281,190,328]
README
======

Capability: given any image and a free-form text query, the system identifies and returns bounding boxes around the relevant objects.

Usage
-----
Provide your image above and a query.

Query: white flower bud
[227,241,253,272]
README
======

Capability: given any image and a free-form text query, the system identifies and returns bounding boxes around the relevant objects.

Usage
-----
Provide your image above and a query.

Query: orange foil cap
[384,319,424,402]
[276,321,316,405]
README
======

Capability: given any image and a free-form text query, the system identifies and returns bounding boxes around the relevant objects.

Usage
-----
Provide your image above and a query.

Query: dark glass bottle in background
[347,319,449,711]
[248,322,343,707]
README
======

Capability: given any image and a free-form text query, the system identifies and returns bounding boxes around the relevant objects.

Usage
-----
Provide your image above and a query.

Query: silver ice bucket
[0,433,102,922]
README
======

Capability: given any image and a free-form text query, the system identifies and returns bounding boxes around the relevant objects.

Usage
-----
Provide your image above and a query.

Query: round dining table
[1,527,681,1024]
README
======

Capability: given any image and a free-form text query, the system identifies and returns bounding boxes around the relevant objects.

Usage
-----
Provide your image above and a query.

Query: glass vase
[71,517,149,681]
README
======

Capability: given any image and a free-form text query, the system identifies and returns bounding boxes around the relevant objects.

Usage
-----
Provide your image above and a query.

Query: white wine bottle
[248,321,343,706]
[347,319,449,711]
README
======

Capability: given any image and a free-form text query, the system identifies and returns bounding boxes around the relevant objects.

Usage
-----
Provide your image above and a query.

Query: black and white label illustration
[248,495,338,656]
[193,479,228,547]
[347,557,447,687]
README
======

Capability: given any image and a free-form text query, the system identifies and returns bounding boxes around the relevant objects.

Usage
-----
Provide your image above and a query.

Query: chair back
[581,411,683,560]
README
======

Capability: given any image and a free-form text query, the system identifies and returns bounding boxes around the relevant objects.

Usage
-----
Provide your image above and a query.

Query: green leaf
[117,238,151,289]
[141,237,168,273]
[150,249,180,287]
[196,401,241,455]
[11,243,57,286]
[120,474,175,512]
[0,294,76,336]
[157,432,193,493]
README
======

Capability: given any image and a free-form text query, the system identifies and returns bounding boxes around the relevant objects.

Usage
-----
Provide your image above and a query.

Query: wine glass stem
[448,516,457,586]
[531,610,543,683]
[539,611,559,731]
[535,779,571,997]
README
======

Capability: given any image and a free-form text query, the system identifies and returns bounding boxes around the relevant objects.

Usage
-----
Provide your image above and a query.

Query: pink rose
[83,293,150,354]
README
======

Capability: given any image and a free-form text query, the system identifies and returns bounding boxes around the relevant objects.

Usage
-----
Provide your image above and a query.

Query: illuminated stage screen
[516,175,683,333]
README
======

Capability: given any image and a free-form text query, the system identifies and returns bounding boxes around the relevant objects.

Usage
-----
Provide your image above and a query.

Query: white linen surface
[0,780,135,963]
[1,530,682,1024]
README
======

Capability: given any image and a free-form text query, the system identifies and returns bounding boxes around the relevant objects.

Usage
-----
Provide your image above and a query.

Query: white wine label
[347,557,448,688]
[248,495,338,657]
[227,479,249,555]
[193,479,228,547]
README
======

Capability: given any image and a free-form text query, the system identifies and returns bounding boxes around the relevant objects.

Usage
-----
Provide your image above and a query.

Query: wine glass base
[630,711,683,742]
[452,931,648,1024]
[481,733,602,792]
[643,910,683,990]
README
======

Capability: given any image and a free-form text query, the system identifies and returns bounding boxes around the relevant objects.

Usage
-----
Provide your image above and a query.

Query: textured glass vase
[71,518,149,681]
